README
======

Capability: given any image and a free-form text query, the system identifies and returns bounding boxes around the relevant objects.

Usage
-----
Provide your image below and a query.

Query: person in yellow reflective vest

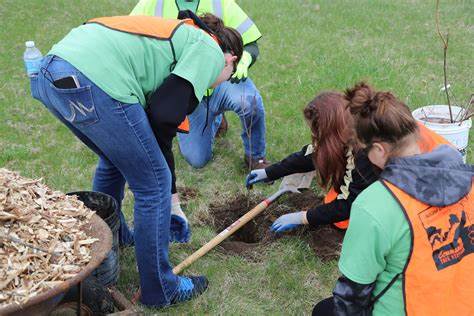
[131,0,269,171]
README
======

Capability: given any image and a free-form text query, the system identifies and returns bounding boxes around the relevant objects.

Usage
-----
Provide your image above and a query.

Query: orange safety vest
[382,180,474,315]
[326,122,451,230]
[87,16,219,133]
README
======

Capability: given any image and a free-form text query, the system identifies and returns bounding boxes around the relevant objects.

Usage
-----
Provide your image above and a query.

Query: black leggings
[312,297,335,316]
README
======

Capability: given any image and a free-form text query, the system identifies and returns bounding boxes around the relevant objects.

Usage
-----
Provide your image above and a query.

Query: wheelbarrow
[0,213,112,316]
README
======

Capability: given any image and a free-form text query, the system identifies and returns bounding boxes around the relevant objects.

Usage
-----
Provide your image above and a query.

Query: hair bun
[360,99,377,117]
[345,81,375,117]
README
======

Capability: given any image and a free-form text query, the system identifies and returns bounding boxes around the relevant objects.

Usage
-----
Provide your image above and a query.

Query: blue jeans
[178,78,266,168]
[30,55,178,306]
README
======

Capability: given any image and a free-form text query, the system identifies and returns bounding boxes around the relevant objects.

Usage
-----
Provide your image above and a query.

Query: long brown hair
[345,82,418,149]
[303,92,356,189]
[201,13,243,63]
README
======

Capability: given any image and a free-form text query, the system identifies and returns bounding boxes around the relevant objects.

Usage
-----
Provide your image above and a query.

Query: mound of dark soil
[208,190,344,261]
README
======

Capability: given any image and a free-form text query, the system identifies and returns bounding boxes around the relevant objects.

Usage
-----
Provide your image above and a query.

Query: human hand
[170,194,191,243]
[245,169,268,188]
[230,51,252,84]
[270,211,307,233]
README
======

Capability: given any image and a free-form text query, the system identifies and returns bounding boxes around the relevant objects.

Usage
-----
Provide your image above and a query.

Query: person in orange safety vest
[31,13,242,308]
[312,82,474,315]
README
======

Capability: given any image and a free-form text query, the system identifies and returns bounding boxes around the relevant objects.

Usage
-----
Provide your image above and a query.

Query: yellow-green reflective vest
[131,0,262,45]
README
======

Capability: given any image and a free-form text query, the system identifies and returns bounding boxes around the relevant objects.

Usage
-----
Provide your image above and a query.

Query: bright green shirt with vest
[338,181,410,315]
[131,0,262,45]
[49,22,224,106]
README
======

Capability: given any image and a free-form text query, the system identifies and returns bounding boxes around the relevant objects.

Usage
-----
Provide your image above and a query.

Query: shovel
[173,171,315,274]
[131,171,314,304]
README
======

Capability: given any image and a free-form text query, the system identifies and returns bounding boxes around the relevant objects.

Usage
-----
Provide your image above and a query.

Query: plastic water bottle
[23,41,43,77]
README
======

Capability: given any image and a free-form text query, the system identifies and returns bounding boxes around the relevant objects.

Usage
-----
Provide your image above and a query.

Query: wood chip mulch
[0,168,97,307]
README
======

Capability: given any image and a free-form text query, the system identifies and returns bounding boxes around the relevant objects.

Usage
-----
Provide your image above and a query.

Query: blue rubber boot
[170,276,208,305]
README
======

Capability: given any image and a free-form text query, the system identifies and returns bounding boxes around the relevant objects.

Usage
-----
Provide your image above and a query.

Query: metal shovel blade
[266,171,315,203]
[279,171,315,193]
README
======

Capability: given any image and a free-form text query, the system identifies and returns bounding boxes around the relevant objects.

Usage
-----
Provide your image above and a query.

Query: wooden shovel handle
[173,199,270,274]
[131,199,271,304]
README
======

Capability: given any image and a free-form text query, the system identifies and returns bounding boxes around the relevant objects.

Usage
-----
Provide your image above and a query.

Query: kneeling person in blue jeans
[131,0,270,170]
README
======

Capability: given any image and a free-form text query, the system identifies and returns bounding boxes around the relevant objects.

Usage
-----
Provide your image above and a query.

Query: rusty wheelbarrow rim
[0,214,112,315]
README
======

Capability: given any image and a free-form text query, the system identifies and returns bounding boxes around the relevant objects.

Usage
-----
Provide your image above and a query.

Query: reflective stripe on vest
[155,0,164,16]
[148,0,261,45]
[212,0,222,18]
[236,17,254,35]
[383,181,474,315]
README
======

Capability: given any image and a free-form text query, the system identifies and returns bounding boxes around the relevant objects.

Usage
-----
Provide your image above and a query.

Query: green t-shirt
[49,22,224,106]
[338,181,411,316]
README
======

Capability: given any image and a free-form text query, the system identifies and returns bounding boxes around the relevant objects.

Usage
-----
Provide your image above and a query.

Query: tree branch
[436,0,453,122]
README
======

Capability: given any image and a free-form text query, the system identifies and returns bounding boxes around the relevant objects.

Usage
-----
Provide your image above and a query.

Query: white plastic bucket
[412,105,472,162]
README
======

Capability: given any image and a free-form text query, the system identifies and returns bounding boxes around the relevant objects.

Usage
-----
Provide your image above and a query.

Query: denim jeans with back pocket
[30,55,179,306]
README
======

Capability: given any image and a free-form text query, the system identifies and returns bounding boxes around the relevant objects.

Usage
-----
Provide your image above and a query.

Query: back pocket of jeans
[49,84,99,126]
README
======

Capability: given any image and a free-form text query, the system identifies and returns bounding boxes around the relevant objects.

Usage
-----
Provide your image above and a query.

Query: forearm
[306,199,352,227]
[265,144,315,180]
[147,121,178,194]
[333,275,375,316]
[147,74,198,194]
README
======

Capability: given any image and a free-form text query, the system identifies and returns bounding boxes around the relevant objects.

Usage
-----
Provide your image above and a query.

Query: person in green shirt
[312,82,473,315]
[30,14,242,307]
[131,0,269,171]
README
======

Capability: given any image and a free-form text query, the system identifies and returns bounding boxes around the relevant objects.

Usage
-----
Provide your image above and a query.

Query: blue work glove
[270,211,308,233]
[170,194,191,243]
[245,169,270,188]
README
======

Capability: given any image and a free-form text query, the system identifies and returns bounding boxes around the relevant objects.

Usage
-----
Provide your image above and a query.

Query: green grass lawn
[1,0,472,314]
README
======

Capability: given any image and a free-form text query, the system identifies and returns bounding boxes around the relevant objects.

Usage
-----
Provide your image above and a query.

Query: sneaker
[244,155,271,170]
[215,113,228,138]
[170,275,208,305]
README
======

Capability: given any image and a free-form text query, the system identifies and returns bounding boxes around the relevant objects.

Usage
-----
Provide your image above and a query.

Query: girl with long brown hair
[313,82,473,315]
[246,91,380,231]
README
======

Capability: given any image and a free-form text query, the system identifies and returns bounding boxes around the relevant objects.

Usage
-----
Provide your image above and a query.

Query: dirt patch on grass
[207,190,343,261]
[177,186,198,205]
[308,225,345,261]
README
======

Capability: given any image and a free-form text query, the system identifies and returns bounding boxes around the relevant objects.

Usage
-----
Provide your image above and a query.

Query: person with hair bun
[246,86,448,234]
[30,13,242,307]
[313,82,474,316]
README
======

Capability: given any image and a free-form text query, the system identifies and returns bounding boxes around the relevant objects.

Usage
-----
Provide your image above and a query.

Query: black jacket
[265,145,380,226]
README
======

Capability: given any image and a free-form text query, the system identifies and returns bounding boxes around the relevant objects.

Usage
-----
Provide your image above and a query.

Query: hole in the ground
[209,190,324,242]
[208,190,346,259]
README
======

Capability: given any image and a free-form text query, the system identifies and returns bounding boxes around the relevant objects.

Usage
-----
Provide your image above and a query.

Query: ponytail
[200,13,243,63]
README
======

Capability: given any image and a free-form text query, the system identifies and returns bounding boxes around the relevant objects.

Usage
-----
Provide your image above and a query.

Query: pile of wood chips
[0,168,98,307]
